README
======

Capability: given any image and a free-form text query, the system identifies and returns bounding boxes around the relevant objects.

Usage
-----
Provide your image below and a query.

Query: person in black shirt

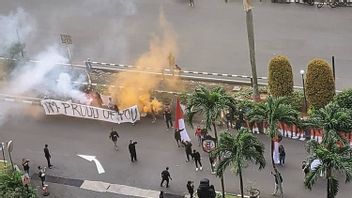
[38,166,46,187]
[174,128,184,147]
[22,158,30,174]
[182,141,193,162]
[187,181,194,198]
[43,144,53,168]
[192,150,203,171]
[128,140,138,162]
[164,107,172,129]
[109,129,120,150]
[160,167,172,188]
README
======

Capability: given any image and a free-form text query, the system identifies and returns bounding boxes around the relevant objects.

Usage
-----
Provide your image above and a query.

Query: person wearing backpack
[160,167,172,188]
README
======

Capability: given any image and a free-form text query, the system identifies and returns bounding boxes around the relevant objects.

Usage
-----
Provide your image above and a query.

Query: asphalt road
[0,1,352,89]
[0,102,351,198]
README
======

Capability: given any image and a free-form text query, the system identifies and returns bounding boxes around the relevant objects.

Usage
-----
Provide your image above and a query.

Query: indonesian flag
[175,97,191,142]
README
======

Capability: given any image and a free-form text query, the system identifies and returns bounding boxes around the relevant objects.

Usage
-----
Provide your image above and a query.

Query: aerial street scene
[1,0,352,198]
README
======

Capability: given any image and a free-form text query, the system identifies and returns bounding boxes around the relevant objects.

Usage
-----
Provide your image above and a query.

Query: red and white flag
[175,97,191,142]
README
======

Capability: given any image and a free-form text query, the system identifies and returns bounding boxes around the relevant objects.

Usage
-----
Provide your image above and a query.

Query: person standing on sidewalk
[160,167,172,188]
[195,126,202,146]
[192,150,203,171]
[279,145,286,166]
[109,128,120,150]
[164,106,172,130]
[22,158,30,175]
[187,181,194,198]
[128,140,138,162]
[38,166,46,187]
[43,144,53,169]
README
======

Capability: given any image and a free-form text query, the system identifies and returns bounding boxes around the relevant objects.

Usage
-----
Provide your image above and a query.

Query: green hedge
[305,59,335,109]
[334,89,352,110]
[268,55,293,97]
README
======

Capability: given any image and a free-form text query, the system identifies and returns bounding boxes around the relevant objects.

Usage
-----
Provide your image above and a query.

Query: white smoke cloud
[0,7,34,55]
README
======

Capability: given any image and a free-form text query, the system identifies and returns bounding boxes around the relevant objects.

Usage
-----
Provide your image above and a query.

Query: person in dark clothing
[164,107,172,129]
[225,111,233,130]
[209,155,216,174]
[197,178,216,198]
[128,140,138,162]
[302,161,310,177]
[22,158,30,174]
[109,129,120,150]
[192,150,203,171]
[279,145,286,166]
[183,141,193,162]
[187,181,194,198]
[44,144,53,168]
[160,167,172,188]
[38,166,46,187]
[235,109,244,130]
[159,191,164,198]
[174,128,184,147]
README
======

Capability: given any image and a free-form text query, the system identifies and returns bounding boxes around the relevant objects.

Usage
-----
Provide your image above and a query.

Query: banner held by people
[41,99,140,124]
[174,97,191,142]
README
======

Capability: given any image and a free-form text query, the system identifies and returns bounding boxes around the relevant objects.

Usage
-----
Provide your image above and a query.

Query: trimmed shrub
[268,55,293,97]
[305,58,335,109]
[334,89,352,110]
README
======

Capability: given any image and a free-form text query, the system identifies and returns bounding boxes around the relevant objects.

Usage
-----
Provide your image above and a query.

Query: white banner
[41,99,140,124]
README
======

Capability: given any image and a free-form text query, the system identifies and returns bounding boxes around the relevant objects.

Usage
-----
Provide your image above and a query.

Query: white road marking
[80,180,160,198]
[77,154,105,174]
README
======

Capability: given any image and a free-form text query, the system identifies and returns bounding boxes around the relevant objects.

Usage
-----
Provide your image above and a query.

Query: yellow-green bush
[305,59,335,109]
[268,55,293,97]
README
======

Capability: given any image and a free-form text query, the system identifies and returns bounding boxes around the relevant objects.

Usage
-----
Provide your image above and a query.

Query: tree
[243,0,259,101]
[212,129,265,198]
[186,86,237,198]
[305,103,352,198]
[247,96,298,198]
[305,58,335,109]
[268,55,293,97]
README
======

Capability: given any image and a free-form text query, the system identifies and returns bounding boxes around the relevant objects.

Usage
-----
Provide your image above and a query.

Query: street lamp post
[300,70,307,113]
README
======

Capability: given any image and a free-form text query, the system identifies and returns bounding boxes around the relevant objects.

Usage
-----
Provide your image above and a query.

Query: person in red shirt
[195,126,202,146]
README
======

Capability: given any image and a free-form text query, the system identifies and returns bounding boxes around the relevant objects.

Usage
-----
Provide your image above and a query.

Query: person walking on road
[128,140,138,162]
[271,170,283,196]
[38,166,46,187]
[22,158,30,175]
[43,144,53,169]
[174,128,184,147]
[279,145,286,166]
[164,106,172,130]
[187,181,194,198]
[160,167,172,188]
[192,150,203,171]
[183,141,193,162]
[109,128,120,150]
[189,0,194,7]
[195,126,202,146]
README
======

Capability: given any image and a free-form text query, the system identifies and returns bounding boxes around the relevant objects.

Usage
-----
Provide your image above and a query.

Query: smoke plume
[110,13,183,114]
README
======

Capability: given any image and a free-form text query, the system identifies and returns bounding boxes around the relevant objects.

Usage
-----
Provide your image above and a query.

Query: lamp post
[300,70,307,113]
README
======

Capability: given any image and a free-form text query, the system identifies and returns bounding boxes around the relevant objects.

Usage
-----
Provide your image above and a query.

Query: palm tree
[305,140,352,198]
[247,96,298,198]
[212,129,266,198]
[305,103,352,198]
[186,86,236,142]
[186,86,237,198]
